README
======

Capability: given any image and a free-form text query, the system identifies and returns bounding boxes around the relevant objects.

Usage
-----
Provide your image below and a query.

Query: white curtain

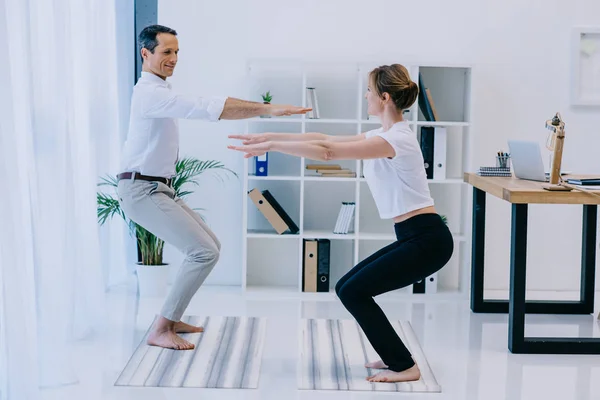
[0,0,129,398]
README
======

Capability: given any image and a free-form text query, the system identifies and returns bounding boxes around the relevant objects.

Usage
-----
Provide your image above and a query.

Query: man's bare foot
[146,316,195,350]
[147,330,195,350]
[174,320,204,334]
[367,364,420,383]
[365,360,388,369]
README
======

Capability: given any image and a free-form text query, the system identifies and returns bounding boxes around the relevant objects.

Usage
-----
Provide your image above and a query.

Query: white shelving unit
[240,60,473,299]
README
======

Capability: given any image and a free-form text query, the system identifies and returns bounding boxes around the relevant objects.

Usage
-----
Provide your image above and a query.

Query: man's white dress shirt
[121,71,227,178]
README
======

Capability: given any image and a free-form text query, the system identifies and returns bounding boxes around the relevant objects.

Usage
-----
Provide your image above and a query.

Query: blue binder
[255,153,268,176]
[418,73,436,122]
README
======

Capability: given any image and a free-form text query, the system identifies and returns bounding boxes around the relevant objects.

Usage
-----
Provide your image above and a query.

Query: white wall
[157,0,600,291]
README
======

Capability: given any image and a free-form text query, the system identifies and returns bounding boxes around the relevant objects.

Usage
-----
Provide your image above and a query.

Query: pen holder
[496,155,511,169]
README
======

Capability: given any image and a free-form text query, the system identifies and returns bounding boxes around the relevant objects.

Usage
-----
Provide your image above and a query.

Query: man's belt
[116,172,172,186]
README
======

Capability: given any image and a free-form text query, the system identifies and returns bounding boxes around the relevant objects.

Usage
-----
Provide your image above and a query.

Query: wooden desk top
[463,173,600,204]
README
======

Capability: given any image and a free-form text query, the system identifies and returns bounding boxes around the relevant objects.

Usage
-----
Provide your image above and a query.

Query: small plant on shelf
[261,91,272,104]
[260,91,273,118]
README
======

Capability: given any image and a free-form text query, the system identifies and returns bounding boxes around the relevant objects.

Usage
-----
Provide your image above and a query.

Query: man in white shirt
[117,24,310,350]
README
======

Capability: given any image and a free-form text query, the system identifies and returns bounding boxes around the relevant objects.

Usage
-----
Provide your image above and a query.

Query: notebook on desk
[566,178,600,186]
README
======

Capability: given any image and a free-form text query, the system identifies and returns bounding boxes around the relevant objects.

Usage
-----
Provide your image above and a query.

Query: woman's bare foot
[365,360,388,369]
[367,364,420,383]
[146,316,195,350]
[174,320,204,334]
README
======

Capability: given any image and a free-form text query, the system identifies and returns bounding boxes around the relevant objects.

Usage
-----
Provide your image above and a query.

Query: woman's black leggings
[334,213,454,372]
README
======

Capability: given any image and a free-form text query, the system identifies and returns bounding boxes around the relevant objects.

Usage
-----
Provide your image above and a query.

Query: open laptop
[507,140,569,182]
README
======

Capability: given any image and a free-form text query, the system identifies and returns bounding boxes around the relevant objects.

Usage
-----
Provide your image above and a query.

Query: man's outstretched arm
[219,98,311,120]
[141,88,310,121]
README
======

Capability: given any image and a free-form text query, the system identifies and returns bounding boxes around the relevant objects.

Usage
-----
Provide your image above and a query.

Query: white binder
[433,127,447,180]
[425,273,438,294]
[343,203,355,233]
[333,203,347,234]
[306,87,320,119]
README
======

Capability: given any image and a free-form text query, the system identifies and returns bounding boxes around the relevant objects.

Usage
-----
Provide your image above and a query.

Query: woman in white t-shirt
[228,64,454,383]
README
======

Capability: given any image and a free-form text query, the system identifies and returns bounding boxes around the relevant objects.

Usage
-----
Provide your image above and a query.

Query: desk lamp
[543,112,571,191]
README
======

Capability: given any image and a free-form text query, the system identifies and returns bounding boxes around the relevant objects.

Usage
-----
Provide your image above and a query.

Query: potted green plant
[97,157,237,296]
[260,91,272,118]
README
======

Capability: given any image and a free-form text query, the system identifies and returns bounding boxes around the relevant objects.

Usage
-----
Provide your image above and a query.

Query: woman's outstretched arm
[228,132,366,144]
[228,136,394,161]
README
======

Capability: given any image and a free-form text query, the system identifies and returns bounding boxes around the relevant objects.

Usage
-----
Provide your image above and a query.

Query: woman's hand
[227,133,270,145]
[227,142,272,158]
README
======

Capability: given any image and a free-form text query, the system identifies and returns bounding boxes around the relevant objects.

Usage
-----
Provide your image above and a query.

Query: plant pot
[260,101,271,118]
[135,263,170,297]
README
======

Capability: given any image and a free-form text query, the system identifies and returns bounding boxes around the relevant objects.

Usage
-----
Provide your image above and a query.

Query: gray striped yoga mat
[299,319,440,392]
[115,316,266,388]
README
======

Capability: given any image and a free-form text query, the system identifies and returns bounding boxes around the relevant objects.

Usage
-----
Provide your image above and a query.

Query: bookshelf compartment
[305,65,359,120]
[303,181,356,233]
[417,67,470,123]
[246,237,299,289]
[247,180,300,235]
[247,122,302,177]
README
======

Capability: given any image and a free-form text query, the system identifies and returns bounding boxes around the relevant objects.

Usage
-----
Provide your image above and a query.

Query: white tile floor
[38,282,600,400]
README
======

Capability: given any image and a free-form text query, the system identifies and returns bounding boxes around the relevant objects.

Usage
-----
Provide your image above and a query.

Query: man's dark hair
[138,24,177,61]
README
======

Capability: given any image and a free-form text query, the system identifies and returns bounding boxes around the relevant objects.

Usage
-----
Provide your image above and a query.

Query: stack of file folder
[333,202,355,234]
[306,164,356,178]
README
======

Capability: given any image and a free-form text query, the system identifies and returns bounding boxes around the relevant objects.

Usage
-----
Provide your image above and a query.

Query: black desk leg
[470,187,486,312]
[508,204,527,352]
[581,205,597,313]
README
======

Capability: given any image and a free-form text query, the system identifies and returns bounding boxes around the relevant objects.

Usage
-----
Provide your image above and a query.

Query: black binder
[302,239,330,292]
[420,126,435,179]
[412,279,426,294]
[261,190,299,234]
[316,239,330,292]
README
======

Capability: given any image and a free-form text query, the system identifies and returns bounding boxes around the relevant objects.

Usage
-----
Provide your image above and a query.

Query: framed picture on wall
[571,27,600,106]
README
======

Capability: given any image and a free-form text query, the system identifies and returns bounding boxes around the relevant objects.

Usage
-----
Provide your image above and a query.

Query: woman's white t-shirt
[363,121,434,219]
